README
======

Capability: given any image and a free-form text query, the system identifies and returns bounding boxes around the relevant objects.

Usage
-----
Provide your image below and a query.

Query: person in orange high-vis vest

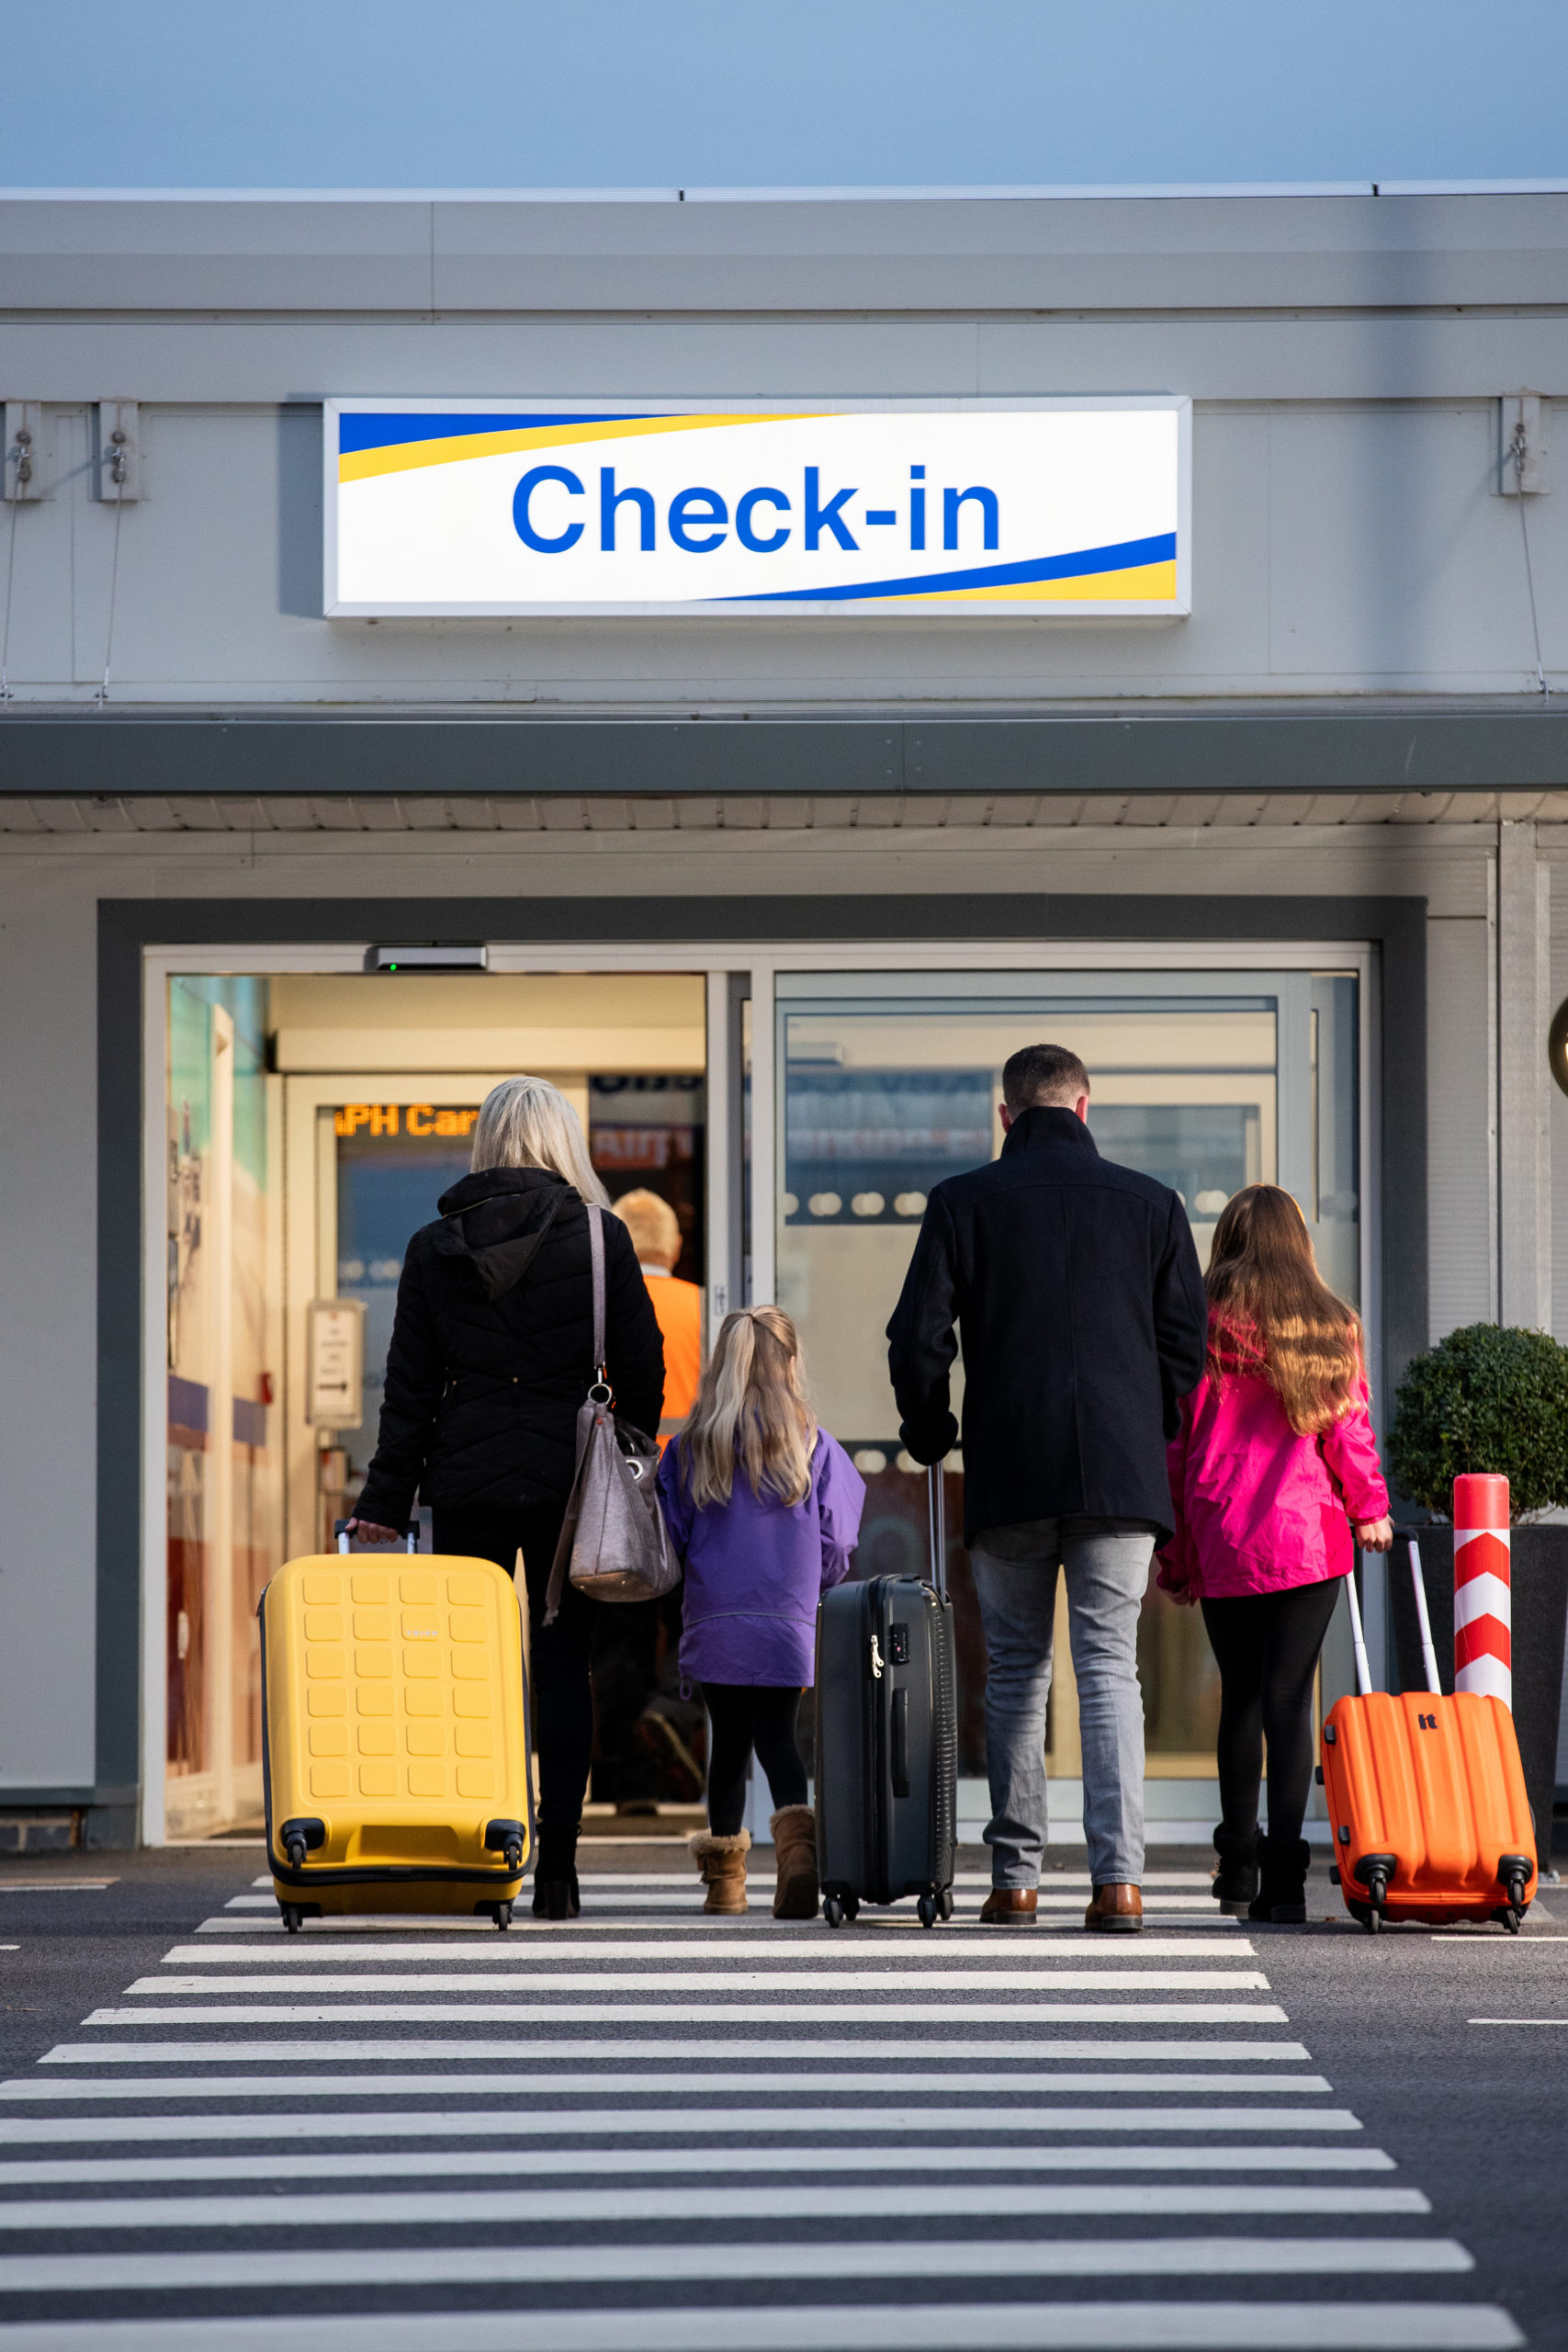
[592,1188,707,1809]
[613,1189,702,1450]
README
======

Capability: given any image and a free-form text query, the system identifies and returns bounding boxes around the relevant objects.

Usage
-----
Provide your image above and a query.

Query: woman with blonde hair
[1157,1184,1392,1924]
[656,1306,865,1919]
[348,1076,665,1920]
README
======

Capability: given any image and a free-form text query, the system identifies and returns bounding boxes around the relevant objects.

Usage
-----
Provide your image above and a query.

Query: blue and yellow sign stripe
[716,533,1179,605]
[338,410,808,484]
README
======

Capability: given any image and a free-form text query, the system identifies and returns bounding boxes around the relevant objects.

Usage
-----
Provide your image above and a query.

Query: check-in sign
[324,399,1189,617]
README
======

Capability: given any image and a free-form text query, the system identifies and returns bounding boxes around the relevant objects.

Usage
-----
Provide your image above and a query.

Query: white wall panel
[1426,915,1495,1341]
[1551,865,1568,1345]
[0,865,100,1788]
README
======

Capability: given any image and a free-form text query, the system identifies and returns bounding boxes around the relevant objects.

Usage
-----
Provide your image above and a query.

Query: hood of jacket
[999,1104,1100,1159]
[432,1166,579,1303]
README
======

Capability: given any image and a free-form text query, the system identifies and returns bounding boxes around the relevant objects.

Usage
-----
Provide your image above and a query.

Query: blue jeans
[970,1518,1155,1889]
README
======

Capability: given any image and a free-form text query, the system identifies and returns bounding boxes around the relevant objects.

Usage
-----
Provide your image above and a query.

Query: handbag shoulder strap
[587,1203,607,1379]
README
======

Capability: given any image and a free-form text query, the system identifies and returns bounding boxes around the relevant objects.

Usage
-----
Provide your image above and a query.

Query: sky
[1,0,1564,192]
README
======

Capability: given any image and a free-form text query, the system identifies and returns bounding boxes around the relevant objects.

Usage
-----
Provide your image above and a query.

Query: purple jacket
[657,1429,866,1688]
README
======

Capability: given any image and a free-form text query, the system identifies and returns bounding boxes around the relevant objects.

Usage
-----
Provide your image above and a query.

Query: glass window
[775,967,1360,1770]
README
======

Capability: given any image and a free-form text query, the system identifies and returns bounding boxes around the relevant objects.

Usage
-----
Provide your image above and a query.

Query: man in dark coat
[887,1042,1207,1932]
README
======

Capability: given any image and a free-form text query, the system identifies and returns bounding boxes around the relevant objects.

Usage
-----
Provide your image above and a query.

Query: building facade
[0,187,1564,1844]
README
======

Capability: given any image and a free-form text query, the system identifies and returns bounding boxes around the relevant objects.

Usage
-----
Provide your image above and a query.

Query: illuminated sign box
[324,398,1190,619]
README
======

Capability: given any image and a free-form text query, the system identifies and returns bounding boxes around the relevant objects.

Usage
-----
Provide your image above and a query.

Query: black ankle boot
[531,1832,581,1921]
[532,1872,580,1921]
[1212,1824,1260,1917]
[1248,1835,1310,1924]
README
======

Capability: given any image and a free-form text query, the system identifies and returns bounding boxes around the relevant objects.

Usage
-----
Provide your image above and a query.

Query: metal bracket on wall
[1499,393,1550,496]
[96,401,141,502]
[2,403,53,503]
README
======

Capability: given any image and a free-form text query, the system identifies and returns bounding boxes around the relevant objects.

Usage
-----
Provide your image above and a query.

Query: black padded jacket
[352,1167,666,1529]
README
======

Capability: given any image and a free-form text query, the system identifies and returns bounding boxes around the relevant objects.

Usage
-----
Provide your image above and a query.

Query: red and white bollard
[1452,1472,1512,1707]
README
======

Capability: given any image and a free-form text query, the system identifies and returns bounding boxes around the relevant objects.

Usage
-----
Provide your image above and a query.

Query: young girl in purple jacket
[1157,1185,1393,1925]
[657,1306,865,1920]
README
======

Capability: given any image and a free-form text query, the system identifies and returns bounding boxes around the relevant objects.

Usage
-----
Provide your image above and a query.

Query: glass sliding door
[164,977,283,1838]
[774,966,1361,1780]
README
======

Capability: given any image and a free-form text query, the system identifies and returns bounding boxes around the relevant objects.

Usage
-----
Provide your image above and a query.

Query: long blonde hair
[677,1306,818,1510]
[1205,1183,1363,1436]
[469,1076,609,1207]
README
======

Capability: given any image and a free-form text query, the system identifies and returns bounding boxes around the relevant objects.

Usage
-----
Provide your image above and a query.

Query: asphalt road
[0,1841,1562,2347]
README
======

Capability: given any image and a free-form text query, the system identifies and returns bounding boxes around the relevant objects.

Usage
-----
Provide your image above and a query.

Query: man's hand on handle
[342,1517,401,1547]
[1355,1517,1394,1553]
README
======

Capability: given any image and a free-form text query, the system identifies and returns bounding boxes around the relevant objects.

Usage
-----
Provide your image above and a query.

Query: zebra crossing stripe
[0,2302,1519,2350]
[0,2101,1362,2145]
[160,1939,1257,1961]
[0,2144,1400,2184]
[0,2070,1337,2109]
[0,2181,1430,2228]
[0,2235,1473,2290]
[32,2037,1314,2064]
[83,2002,1292,2025]
[130,1971,1271,1995]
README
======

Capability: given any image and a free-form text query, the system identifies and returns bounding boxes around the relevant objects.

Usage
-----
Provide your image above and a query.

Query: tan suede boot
[770,1805,819,1920]
[690,1828,750,1915]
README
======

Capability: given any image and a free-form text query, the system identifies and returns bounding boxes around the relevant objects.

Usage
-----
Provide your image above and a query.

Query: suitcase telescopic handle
[1394,1525,1443,1696]
[1342,1528,1442,1701]
[926,1461,948,1600]
[333,1519,419,1555]
[1343,1561,1375,1698]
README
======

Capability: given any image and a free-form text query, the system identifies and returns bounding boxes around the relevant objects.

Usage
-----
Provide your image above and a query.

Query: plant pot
[1389,1524,1568,1871]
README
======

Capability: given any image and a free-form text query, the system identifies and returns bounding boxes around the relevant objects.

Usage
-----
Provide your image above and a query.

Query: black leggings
[703,1683,808,1838]
[1201,1577,1344,1849]
[432,1503,590,1871]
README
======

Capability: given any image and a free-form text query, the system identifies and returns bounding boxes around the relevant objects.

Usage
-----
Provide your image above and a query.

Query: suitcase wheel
[938,1888,954,1922]
[279,1905,303,1936]
[495,1902,513,1932]
[843,1893,859,1922]
[918,1894,937,1929]
[1497,1906,1523,1935]
[823,1895,846,1928]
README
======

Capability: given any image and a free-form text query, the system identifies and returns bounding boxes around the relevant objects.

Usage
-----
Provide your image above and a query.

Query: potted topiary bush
[1387,1323,1568,1863]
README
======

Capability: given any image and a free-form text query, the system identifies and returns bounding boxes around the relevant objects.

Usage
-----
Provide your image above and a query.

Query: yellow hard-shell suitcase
[259,1525,533,1932]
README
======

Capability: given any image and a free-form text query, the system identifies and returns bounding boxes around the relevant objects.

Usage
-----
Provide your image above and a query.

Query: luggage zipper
[869,1633,885,1679]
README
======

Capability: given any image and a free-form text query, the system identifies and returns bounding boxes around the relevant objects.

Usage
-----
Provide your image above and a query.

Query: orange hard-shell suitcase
[259,1522,534,1932]
[1320,1534,1535,1933]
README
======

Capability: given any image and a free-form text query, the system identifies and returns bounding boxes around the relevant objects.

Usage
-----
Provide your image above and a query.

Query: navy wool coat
[886,1105,1208,1544]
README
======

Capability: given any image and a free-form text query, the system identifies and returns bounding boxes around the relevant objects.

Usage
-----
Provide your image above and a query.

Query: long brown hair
[677,1305,818,1510]
[1204,1184,1363,1435]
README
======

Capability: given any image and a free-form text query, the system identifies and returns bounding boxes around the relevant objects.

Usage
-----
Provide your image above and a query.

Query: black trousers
[1201,1576,1344,1849]
[432,1502,591,1868]
[703,1682,808,1839]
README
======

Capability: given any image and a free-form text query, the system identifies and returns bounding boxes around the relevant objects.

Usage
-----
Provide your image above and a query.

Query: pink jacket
[1156,1333,1389,1601]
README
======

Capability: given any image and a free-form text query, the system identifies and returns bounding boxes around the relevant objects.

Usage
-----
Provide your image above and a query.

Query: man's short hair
[1001,1043,1091,1112]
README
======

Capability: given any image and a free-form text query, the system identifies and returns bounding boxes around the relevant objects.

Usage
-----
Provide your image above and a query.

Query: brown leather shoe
[1084,1883,1144,1933]
[978,1887,1038,1925]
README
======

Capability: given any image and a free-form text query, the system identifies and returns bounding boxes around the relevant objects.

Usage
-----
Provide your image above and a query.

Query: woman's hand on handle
[1355,1517,1394,1553]
[343,1517,401,1547]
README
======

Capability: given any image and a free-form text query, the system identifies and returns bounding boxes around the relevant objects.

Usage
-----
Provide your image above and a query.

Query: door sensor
[368,944,489,974]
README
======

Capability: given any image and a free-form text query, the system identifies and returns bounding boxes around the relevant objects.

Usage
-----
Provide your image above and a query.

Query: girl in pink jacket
[1157,1185,1393,1923]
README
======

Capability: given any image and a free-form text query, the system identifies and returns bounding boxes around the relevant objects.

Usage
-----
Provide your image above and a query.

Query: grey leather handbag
[544,1204,678,1622]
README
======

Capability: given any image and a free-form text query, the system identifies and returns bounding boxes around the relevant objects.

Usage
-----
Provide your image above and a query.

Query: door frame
[141,926,1382,1844]
[116,896,1416,1846]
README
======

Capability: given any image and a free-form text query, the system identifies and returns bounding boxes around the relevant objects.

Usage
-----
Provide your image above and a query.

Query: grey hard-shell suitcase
[815,1462,958,1929]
